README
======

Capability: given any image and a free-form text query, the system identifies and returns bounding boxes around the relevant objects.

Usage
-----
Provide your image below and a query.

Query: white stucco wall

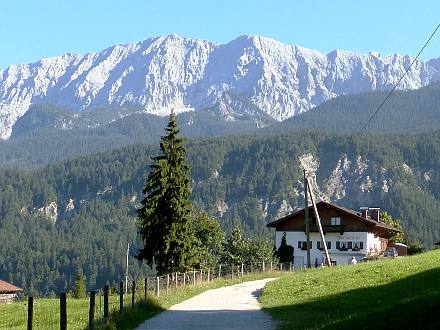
[367,233,381,254]
[276,230,379,266]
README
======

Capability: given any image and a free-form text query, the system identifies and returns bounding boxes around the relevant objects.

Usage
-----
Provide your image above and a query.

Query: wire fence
[0,261,299,329]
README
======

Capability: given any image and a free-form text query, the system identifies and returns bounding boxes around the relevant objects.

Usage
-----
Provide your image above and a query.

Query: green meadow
[261,250,440,329]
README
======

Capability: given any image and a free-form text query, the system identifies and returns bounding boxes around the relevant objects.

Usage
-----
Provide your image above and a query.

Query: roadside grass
[100,270,286,329]
[261,250,440,330]
[0,270,286,330]
[0,297,89,330]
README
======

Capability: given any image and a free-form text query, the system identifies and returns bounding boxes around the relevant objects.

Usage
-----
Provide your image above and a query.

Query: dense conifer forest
[1,129,440,295]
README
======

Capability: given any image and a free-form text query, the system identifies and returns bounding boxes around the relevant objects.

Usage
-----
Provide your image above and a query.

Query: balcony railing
[306,225,345,234]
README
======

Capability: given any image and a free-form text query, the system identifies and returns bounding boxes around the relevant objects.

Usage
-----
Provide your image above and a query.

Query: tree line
[1,126,440,293]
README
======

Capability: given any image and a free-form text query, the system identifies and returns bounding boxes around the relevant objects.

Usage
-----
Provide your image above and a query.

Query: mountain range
[2,34,440,140]
[2,34,440,295]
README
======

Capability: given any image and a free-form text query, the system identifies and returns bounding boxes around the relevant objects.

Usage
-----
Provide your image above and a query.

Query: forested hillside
[2,82,440,168]
[0,104,264,168]
[277,82,440,134]
[1,130,440,295]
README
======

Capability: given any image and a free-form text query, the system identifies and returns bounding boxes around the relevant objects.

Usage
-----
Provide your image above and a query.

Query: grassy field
[0,270,284,330]
[261,250,440,330]
[0,293,131,330]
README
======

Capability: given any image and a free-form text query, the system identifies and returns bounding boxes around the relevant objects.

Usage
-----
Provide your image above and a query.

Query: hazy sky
[1,0,439,69]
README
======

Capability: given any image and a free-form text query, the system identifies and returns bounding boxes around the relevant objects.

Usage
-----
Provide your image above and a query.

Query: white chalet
[267,201,401,267]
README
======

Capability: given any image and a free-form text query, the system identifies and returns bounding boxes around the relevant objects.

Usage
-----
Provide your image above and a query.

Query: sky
[1,0,439,69]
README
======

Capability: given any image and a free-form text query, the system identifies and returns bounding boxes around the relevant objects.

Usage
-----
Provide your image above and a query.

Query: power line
[355,23,440,138]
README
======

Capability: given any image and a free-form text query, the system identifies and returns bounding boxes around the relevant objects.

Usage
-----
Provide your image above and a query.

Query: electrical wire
[355,23,440,138]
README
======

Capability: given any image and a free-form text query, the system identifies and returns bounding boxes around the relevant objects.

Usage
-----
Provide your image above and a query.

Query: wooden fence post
[262,261,265,272]
[119,281,124,312]
[60,292,67,330]
[281,263,283,271]
[27,296,33,330]
[167,274,170,294]
[218,265,222,278]
[156,277,160,297]
[145,278,148,300]
[183,272,186,286]
[270,261,273,271]
[132,280,135,307]
[88,291,95,330]
[193,269,196,286]
[207,269,210,282]
[290,262,292,271]
[103,285,109,321]
[175,273,178,289]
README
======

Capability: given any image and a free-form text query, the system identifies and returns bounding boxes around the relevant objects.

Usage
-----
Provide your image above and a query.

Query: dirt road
[136,278,276,330]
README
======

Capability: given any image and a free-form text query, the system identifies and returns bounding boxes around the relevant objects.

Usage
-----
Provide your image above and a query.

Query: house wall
[0,293,18,304]
[367,233,382,253]
[276,230,383,267]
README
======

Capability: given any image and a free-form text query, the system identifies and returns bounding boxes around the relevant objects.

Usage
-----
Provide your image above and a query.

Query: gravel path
[136,278,277,330]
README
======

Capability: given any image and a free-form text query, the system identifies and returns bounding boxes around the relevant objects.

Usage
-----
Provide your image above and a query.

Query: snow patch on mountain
[2,34,440,139]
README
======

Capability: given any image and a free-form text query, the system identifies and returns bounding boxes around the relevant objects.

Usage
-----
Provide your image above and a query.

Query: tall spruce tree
[137,113,193,275]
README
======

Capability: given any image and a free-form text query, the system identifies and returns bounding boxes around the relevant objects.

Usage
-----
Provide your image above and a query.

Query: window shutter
[327,241,332,249]
[336,241,340,249]
[360,242,364,249]
[348,241,353,249]
[298,241,302,249]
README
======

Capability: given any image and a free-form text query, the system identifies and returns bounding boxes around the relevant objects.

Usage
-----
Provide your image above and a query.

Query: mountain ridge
[1,34,440,139]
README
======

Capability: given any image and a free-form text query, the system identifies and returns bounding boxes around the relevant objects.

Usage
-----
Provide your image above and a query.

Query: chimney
[369,207,380,221]
[360,207,369,218]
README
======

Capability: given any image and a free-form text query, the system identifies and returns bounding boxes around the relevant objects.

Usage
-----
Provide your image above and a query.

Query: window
[317,241,332,250]
[337,241,348,251]
[331,217,341,225]
[337,241,363,251]
[298,241,312,250]
[352,241,364,251]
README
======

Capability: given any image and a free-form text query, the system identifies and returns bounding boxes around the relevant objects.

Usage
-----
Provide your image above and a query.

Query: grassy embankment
[261,250,440,329]
[0,270,284,330]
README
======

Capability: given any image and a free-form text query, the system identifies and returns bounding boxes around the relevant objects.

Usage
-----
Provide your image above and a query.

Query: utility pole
[125,243,129,293]
[306,178,332,267]
[304,170,311,268]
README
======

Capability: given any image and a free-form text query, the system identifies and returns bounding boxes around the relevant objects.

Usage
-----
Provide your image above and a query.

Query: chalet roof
[0,279,22,293]
[267,200,400,233]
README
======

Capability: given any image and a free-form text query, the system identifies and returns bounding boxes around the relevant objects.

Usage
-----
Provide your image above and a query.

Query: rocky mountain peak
[1,34,439,140]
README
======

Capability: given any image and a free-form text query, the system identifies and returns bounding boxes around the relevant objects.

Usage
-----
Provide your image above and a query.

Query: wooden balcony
[306,224,345,234]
